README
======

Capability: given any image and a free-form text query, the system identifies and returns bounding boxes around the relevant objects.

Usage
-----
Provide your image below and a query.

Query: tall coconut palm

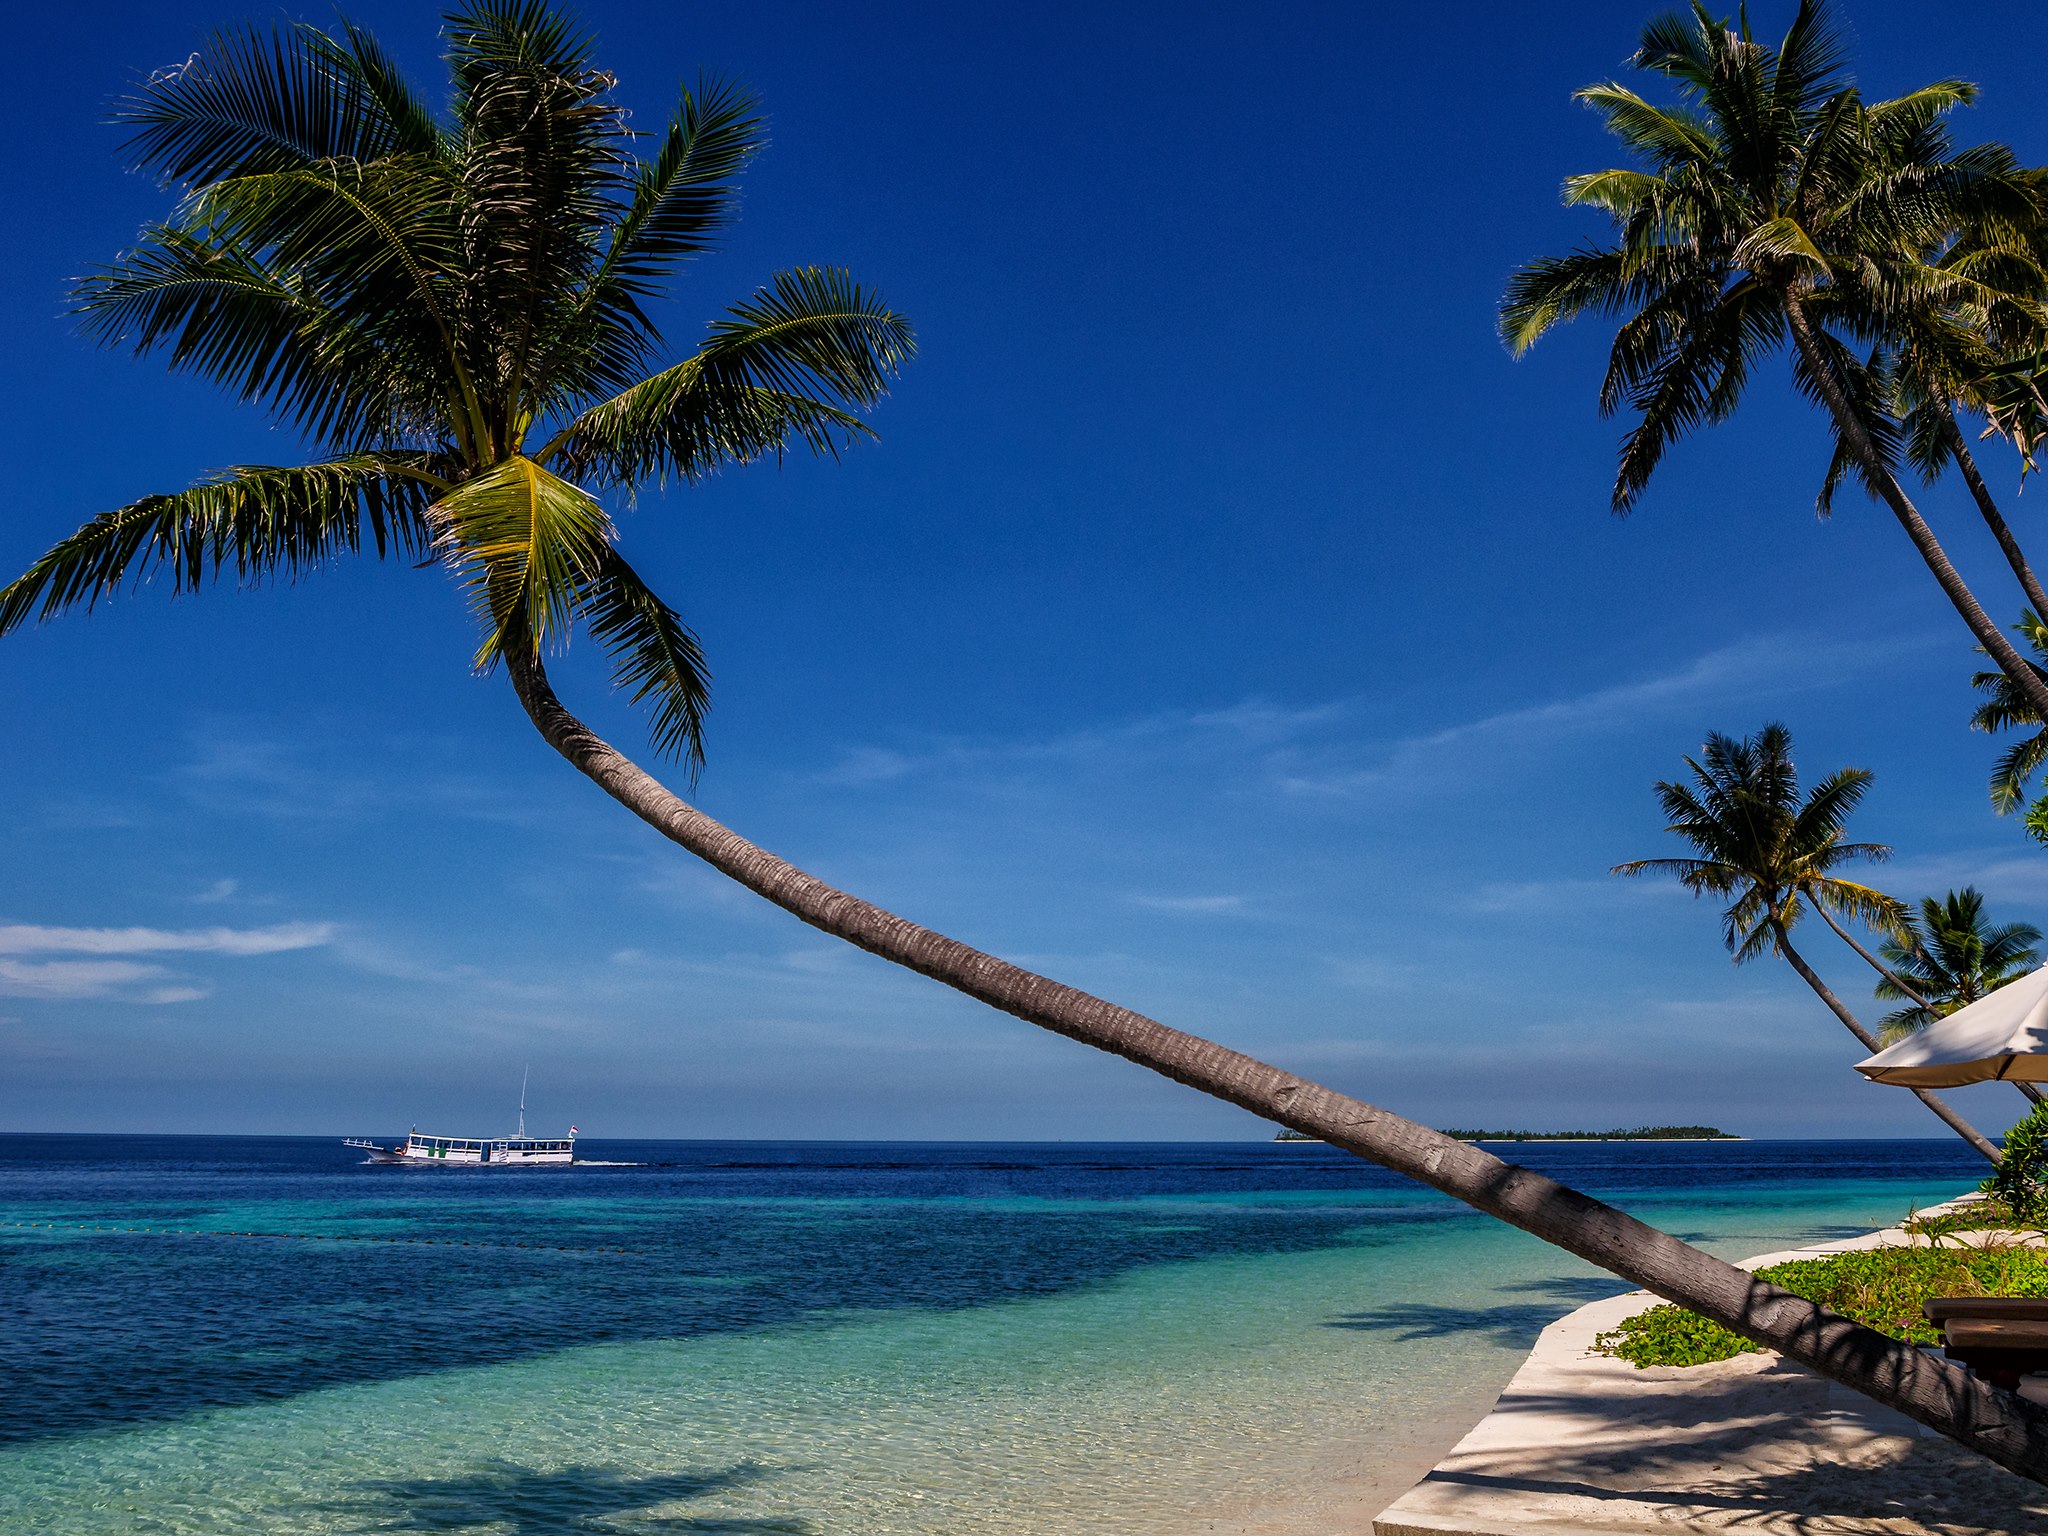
[1876,888,2044,1041]
[1501,0,2048,720]
[6,5,2047,1479]
[1614,724,2000,1160]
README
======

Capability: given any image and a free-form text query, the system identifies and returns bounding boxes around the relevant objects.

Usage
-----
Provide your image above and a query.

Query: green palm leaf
[0,457,439,636]
[579,550,712,771]
[545,268,912,484]
[603,78,764,290]
[429,456,614,665]
[118,24,419,186]
[1970,610,2048,811]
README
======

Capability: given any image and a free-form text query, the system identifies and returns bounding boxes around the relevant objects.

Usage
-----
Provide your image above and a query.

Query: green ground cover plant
[1595,1242,2048,1367]
[1902,1198,2043,1243]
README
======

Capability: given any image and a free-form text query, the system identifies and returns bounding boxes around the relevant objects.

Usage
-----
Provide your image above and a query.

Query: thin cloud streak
[0,958,204,1004]
[0,923,336,957]
[1125,893,1249,915]
[808,631,1940,808]
[1880,849,2048,893]
[1275,632,1941,798]
[810,699,1347,789]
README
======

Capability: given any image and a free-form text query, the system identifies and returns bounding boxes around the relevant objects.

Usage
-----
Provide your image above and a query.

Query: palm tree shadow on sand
[343,1461,815,1534]
[1327,1276,1629,1347]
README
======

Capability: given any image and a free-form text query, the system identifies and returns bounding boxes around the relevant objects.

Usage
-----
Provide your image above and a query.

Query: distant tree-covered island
[1438,1126,1740,1142]
[1271,1125,1739,1143]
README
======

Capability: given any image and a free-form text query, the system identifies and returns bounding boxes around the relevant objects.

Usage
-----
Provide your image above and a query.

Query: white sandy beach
[1369,1205,2047,1536]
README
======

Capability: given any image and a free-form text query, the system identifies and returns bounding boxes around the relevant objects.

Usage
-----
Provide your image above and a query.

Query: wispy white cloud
[807,631,1936,810]
[192,878,240,904]
[1274,632,1937,798]
[176,735,383,820]
[1124,893,1248,915]
[1463,877,1686,915]
[0,958,201,1004]
[1876,849,2048,907]
[0,922,336,1004]
[811,698,1346,790]
[173,724,550,827]
[0,923,334,957]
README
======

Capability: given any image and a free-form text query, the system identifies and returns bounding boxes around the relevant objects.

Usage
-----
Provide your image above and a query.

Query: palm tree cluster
[1615,723,2012,1158]
[1513,0,2048,1137]
[1504,0,2048,740]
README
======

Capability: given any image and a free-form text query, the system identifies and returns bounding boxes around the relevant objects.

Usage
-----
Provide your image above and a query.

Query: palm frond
[1808,877,1906,933]
[1989,733,2048,814]
[0,457,438,636]
[545,268,912,485]
[1768,0,1852,120]
[1787,765,1878,847]
[1501,246,1661,356]
[1877,1004,1935,1044]
[118,24,425,187]
[75,225,437,450]
[602,77,763,291]
[428,455,614,664]
[578,548,711,770]
[1573,84,1717,166]
[304,17,443,157]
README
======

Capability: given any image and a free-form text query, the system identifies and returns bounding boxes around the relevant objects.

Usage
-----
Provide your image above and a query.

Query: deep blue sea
[0,1135,1987,1534]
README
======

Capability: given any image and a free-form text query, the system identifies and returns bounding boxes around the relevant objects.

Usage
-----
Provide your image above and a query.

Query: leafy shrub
[1983,1103,2048,1223]
[1902,1196,2037,1243]
[1593,1243,2048,1368]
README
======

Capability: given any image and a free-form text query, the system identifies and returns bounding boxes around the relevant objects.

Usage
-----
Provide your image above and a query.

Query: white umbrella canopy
[1856,964,2048,1087]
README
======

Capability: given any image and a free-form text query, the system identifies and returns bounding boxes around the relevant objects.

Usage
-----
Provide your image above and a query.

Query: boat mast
[517,1065,528,1140]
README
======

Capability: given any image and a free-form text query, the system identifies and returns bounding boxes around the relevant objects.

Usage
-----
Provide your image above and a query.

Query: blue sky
[6,0,2048,1139]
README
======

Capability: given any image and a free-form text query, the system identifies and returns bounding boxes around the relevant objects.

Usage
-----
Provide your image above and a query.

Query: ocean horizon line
[0,1129,1971,1144]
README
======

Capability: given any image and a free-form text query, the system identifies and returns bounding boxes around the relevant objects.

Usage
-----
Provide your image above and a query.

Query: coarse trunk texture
[506,647,2048,1481]
[1814,906,2045,1110]
[1783,298,2048,723]
[1772,921,2002,1163]
[1942,412,2048,623]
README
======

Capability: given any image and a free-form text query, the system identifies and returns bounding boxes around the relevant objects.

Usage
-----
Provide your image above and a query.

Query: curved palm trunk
[1941,413,2048,622]
[1815,907,2044,1109]
[1772,920,2001,1163]
[1783,298,2048,723]
[504,649,2048,1480]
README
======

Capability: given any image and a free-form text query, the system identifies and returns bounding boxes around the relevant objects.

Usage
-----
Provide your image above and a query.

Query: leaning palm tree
[6,5,2047,1478]
[1615,723,2000,1160]
[1502,0,2048,720]
[1877,888,2043,1040]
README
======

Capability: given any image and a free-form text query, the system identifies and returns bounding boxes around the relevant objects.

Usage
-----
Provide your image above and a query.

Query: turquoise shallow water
[0,1137,1985,1534]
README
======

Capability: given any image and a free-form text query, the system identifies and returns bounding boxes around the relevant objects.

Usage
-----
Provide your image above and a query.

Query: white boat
[345,1070,578,1166]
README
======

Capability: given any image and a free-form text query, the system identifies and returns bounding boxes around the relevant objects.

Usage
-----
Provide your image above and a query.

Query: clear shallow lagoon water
[0,1135,1986,1535]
